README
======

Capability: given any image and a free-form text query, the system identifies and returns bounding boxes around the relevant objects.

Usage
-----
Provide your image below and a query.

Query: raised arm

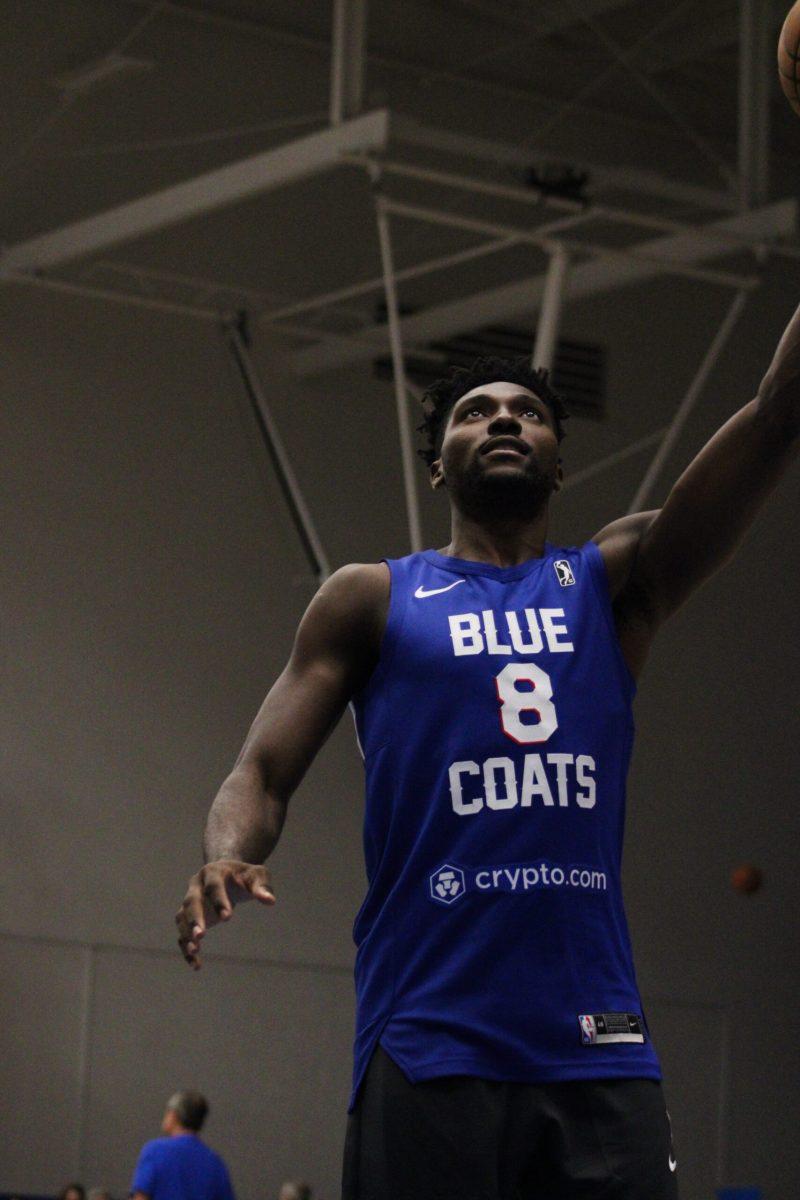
[175,561,389,968]
[595,300,800,675]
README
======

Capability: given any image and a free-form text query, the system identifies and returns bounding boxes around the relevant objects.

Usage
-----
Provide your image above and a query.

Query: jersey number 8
[495,662,558,744]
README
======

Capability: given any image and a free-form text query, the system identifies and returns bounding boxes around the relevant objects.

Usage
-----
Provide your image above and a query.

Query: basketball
[731,864,764,894]
[779,2,800,115]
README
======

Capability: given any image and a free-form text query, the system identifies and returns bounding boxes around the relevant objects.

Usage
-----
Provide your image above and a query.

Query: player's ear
[430,458,445,490]
[553,460,564,494]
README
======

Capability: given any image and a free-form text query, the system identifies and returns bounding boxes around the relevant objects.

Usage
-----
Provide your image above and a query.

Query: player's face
[431,382,562,512]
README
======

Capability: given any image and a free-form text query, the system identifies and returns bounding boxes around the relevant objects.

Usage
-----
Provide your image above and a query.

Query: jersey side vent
[373,324,606,420]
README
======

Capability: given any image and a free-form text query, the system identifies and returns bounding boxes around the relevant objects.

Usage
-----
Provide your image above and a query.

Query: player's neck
[442,510,549,567]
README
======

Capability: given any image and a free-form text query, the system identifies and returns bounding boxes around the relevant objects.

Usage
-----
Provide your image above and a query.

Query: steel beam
[561,427,669,493]
[0,109,389,273]
[738,0,771,209]
[627,289,750,513]
[258,211,589,328]
[342,154,743,242]
[119,0,633,58]
[391,116,740,213]
[259,236,519,326]
[378,199,758,288]
[227,323,331,582]
[330,0,368,125]
[532,245,570,373]
[290,199,794,376]
[375,195,423,552]
[352,154,800,261]
[1,269,222,321]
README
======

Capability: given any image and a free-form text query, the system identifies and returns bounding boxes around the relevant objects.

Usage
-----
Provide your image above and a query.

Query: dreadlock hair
[417,356,569,469]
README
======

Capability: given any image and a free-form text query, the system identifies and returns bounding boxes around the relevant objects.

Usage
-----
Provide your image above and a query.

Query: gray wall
[1,263,798,1198]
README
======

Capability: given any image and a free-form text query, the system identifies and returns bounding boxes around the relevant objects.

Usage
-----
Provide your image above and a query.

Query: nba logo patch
[577,1012,645,1045]
[554,560,575,587]
[579,1014,597,1044]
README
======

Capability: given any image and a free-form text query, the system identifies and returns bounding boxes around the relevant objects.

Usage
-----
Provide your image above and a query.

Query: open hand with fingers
[176,859,275,969]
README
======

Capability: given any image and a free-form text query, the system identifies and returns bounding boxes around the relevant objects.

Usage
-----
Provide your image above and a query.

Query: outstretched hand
[176,859,275,969]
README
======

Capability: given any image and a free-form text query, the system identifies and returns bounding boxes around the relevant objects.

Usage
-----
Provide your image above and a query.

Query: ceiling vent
[374,325,606,420]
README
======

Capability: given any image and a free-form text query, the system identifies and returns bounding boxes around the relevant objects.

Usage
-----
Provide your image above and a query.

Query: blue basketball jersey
[349,541,661,1109]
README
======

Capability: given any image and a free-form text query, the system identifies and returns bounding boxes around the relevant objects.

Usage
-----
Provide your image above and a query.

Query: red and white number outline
[495,661,558,744]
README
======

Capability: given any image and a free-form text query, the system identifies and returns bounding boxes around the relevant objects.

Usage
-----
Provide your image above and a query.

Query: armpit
[593,510,660,599]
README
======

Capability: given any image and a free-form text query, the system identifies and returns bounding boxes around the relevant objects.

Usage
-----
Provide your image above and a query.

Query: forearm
[203,763,287,863]
[634,389,797,620]
[758,301,800,440]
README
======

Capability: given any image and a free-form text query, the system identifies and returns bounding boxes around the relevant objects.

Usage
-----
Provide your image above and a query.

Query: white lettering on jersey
[483,610,512,655]
[575,755,597,809]
[449,609,573,657]
[449,613,484,656]
[449,752,597,815]
[474,863,607,892]
[449,760,483,815]
[540,609,574,652]
[507,610,543,654]
[547,752,573,807]
[520,754,555,807]
[483,757,518,810]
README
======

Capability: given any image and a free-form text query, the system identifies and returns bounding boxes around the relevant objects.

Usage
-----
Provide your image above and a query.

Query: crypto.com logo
[430,863,466,905]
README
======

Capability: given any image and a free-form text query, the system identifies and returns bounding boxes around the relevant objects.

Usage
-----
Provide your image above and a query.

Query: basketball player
[176,306,800,1198]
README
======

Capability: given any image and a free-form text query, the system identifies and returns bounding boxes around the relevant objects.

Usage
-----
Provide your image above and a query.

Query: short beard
[447,457,557,525]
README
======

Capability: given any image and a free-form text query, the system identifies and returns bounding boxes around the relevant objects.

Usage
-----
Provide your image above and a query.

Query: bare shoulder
[312,561,390,620]
[293,561,390,675]
[592,510,661,680]
[592,510,660,599]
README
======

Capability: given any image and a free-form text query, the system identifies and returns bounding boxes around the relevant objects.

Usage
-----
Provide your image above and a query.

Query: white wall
[0,286,366,1198]
[1,262,798,1198]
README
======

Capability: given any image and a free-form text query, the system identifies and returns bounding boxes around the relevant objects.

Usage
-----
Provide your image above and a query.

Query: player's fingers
[177,880,207,940]
[177,933,201,970]
[239,864,276,904]
[202,868,234,921]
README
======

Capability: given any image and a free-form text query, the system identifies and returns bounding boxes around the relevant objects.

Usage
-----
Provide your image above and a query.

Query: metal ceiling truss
[330,0,367,126]
[550,0,738,189]
[288,197,793,377]
[0,109,390,273]
[227,320,332,582]
[1,0,795,564]
[739,0,772,208]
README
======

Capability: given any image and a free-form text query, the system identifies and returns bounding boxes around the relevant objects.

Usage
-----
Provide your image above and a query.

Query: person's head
[87,1190,112,1200]
[278,1183,312,1200]
[161,1090,209,1135]
[419,357,568,525]
[58,1186,85,1200]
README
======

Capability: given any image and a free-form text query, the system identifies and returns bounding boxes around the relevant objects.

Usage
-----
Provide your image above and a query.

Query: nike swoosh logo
[414,579,466,598]
[668,1156,677,1173]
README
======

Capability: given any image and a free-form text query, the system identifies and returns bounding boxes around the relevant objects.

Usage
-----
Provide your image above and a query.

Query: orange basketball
[779,2,800,115]
[731,864,763,894]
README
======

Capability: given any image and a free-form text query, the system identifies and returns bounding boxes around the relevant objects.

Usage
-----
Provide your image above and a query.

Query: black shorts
[342,1046,679,1200]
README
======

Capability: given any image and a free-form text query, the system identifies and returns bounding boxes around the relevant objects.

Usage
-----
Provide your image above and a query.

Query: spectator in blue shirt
[131,1090,235,1200]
